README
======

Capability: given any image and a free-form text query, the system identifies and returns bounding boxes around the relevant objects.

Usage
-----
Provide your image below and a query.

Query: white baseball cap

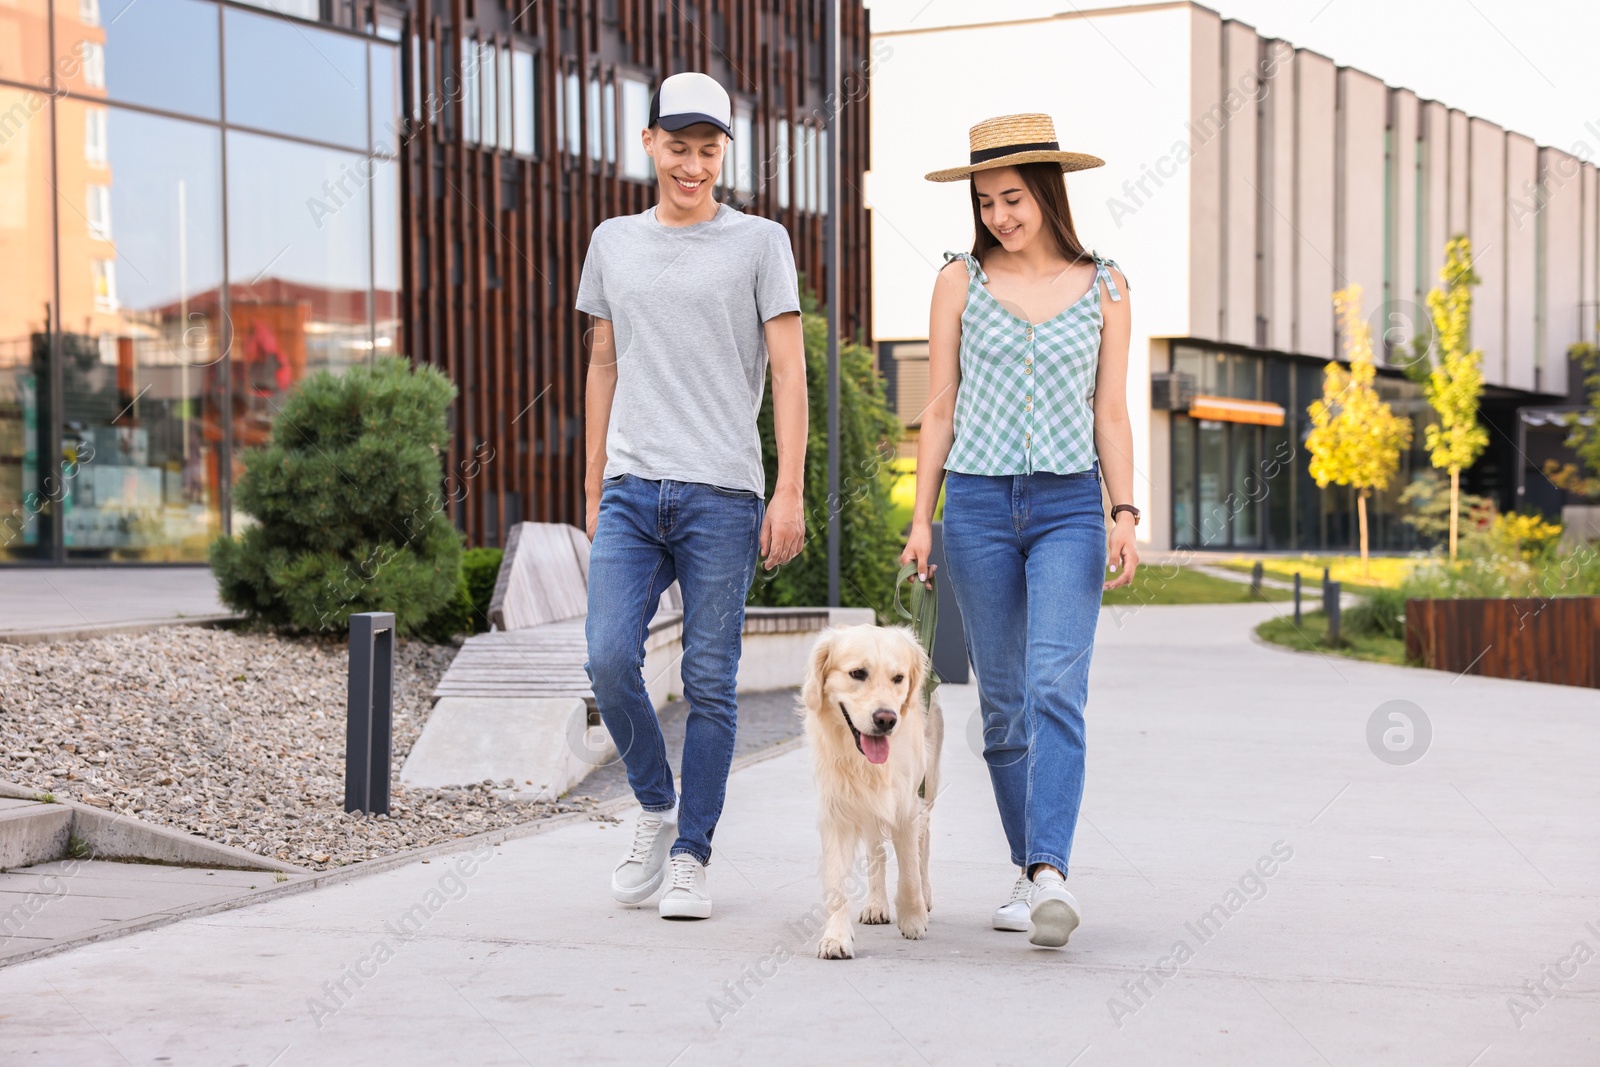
[649,72,733,138]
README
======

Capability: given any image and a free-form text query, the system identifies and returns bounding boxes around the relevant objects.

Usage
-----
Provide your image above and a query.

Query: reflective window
[0,88,55,560]
[498,44,512,151]
[482,42,498,148]
[733,104,753,193]
[227,129,372,379]
[620,74,650,178]
[512,49,536,157]
[1171,415,1195,547]
[0,0,50,87]
[56,103,226,560]
[370,40,400,154]
[777,119,790,208]
[63,0,220,119]
[818,129,828,213]
[462,38,480,145]
[225,7,367,149]
[373,156,400,359]
[561,70,580,155]
[231,0,318,20]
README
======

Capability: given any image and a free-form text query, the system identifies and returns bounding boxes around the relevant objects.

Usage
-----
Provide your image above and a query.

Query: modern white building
[867,2,1598,551]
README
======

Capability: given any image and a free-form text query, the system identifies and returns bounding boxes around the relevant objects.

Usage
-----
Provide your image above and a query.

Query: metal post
[1250,561,1263,597]
[823,0,842,608]
[1293,572,1302,626]
[1325,581,1341,646]
[346,611,395,815]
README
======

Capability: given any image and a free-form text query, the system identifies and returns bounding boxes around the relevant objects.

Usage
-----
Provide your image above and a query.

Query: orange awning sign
[1188,395,1286,426]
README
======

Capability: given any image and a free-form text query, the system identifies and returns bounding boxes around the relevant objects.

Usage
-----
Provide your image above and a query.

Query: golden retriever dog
[801,624,944,960]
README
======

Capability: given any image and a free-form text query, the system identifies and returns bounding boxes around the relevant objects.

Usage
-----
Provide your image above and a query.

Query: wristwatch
[1110,504,1141,526]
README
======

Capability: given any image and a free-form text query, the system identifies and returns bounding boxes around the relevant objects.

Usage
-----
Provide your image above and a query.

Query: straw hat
[924,113,1104,182]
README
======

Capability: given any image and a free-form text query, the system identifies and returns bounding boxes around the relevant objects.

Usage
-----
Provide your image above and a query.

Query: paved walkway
[0,567,232,642]
[1,602,1596,1065]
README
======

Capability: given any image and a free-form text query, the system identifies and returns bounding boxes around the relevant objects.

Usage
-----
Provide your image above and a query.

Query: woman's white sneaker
[611,806,677,904]
[992,872,1032,931]
[1027,869,1081,947]
[659,854,712,920]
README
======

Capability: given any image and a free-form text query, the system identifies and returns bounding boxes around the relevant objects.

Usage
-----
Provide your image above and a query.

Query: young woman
[900,113,1140,948]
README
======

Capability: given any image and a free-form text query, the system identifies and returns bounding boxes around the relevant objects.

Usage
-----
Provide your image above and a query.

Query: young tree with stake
[1307,285,1413,576]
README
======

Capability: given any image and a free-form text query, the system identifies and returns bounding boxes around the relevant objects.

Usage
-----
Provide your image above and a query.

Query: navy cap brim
[656,112,733,138]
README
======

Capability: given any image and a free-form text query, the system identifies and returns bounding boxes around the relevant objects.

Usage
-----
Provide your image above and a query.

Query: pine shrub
[749,291,903,621]
[210,356,464,636]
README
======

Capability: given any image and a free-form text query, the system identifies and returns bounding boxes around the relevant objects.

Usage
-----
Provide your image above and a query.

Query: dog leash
[894,561,941,700]
[894,561,941,800]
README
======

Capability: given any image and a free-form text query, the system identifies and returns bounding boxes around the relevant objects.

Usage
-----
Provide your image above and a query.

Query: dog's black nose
[872,709,898,732]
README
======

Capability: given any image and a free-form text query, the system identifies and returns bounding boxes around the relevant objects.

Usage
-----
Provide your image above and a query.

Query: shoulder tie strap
[1092,253,1126,302]
[942,250,988,285]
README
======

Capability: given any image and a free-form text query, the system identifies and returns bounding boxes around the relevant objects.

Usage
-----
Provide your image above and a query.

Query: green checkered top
[942,249,1125,476]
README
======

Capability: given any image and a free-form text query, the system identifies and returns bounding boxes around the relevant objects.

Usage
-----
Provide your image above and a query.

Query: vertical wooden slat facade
[394,0,873,547]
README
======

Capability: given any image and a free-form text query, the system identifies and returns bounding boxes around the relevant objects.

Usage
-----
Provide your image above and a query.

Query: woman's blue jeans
[584,474,763,867]
[941,467,1105,877]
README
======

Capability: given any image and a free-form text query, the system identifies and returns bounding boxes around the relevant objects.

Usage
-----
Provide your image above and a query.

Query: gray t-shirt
[575,203,802,496]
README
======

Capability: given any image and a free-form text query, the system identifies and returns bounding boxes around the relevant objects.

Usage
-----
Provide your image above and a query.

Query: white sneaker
[659,854,712,920]
[992,872,1031,931]
[611,806,677,904]
[1027,869,1082,947]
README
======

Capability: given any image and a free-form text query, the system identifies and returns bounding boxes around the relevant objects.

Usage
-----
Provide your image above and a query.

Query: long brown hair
[969,161,1090,265]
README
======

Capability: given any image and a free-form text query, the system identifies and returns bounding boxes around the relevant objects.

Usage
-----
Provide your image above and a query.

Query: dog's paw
[859,903,891,925]
[897,910,929,941]
[817,934,856,960]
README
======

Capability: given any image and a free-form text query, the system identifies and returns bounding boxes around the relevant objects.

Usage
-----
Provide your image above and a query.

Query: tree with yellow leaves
[1307,285,1414,576]
[1402,236,1491,560]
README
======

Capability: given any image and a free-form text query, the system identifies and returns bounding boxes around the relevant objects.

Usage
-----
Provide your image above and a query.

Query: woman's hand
[900,520,937,585]
[1103,515,1140,591]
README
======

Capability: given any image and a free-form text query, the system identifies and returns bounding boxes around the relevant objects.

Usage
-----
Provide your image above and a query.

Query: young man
[575,71,808,920]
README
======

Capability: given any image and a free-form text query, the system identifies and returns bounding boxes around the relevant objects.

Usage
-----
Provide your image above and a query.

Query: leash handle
[895,561,941,697]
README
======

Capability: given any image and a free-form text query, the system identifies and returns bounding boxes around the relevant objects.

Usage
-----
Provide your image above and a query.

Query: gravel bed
[0,626,592,871]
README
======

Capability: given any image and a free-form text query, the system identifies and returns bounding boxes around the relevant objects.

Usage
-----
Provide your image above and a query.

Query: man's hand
[760,485,805,570]
[585,491,600,542]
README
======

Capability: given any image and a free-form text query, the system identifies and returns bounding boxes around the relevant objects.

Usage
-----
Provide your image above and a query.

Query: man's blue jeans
[584,473,763,866]
[940,467,1105,878]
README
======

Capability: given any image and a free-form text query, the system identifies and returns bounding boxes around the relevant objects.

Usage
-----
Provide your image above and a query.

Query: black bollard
[346,612,395,815]
[1251,561,1263,597]
[1325,582,1341,646]
[1294,573,1302,625]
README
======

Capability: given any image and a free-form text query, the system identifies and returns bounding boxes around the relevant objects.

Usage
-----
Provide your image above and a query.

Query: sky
[865,0,1600,154]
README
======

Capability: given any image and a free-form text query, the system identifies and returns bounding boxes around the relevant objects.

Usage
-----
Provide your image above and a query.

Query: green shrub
[210,356,464,637]
[1344,585,1406,640]
[749,289,902,621]
[462,547,504,631]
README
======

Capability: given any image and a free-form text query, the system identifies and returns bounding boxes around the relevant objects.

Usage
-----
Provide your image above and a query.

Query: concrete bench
[403,521,870,801]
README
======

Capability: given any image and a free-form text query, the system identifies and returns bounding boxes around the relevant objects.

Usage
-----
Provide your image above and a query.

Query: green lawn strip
[1254,609,1408,666]
[1215,554,1414,593]
[1101,565,1294,606]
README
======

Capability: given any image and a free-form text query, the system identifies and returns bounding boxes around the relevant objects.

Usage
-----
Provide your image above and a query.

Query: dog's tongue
[860,733,890,764]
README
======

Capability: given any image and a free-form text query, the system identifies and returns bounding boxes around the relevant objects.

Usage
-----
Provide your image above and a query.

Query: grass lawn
[1217,553,1418,593]
[1101,565,1294,606]
[1255,609,1408,666]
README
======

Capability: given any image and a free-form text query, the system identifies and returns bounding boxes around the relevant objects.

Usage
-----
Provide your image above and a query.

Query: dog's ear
[899,628,929,718]
[801,628,836,716]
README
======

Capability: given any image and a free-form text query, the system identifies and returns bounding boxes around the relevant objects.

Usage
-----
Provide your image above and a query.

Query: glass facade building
[0,0,398,562]
[1167,343,1433,552]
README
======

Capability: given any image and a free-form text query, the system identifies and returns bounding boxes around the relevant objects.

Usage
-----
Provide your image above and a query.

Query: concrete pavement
[0,567,232,642]
[0,601,1596,1065]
